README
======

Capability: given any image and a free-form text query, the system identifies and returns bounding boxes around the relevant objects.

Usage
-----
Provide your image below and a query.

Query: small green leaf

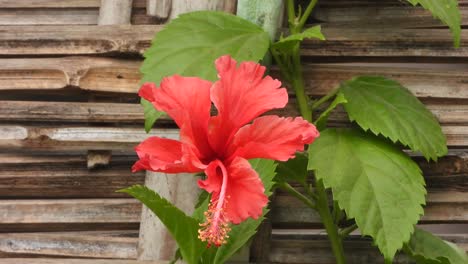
[118,185,205,264]
[141,98,164,133]
[272,25,325,52]
[205,159,277,264]
[275,152,309,186]
[406,0,461,47]
[308,128,426,261]
[405,227,468,264]
[141,11,270,84]
[314,92,347,130]
[339,76,447,161]
[192,190,210,223]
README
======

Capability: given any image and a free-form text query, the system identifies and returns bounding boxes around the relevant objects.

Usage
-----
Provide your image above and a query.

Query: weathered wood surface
[0,163,143,198]
[269,232,468,264]
[0,9,99,25]
[1,125,466,152]
[0,0,147,8]
[0,260,164,264]
[313,6,468,28]
[1,100,467,126]
[0,126,178,151]
[0,199,140,224]
[98,0,133,25]
[0,57,140,92]
[0,25,159,55]
[0,190,465,227]
[1,25,467,57]
[146,0,171,18]
[1,260,165,264]
[2,58,468,99]
[0,230,464,261]
[0,231,138,259]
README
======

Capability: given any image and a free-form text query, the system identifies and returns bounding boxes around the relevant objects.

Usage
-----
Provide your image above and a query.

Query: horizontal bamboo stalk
[0,163,144,198]
[2,58,468,100]
[0,231,138,259]
[0,25,467,56]
[0,0,146,8]
[0,230,464,261]
[269,232,468,263]
[0,189,465,227]
[1,100,467,126]
[0,125,466,153]
[0,199,140,224]
[0,260,164,264]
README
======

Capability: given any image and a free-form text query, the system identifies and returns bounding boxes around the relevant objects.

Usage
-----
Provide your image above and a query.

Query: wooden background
[0,0,467,263]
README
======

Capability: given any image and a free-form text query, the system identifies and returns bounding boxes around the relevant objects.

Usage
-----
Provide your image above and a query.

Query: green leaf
[141,11,270,84]
[339,76,447,161]
[141,98,164,133]
[192,190,210,223]
[406,0,461,47]
[204,159,277,264]
[275,152,309,186]
[118,185,206,264]
[405,227,468,264]
[272,25,325,52]
[308,128,426,261]
[314,92,347,131]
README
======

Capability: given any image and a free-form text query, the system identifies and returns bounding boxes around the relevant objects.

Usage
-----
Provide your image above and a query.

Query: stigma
[198,198,231,247]
[198,161,231,247]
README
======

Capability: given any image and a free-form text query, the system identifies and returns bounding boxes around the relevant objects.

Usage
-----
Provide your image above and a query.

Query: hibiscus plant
[121,0,467,264]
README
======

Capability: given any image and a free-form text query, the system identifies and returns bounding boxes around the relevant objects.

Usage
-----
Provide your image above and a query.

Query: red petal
[208,55,288,154]
[197,158,267,224]
[228,116,319,161]
[138,76,214,160]
[132,136,204,173]
[224,157,268,224]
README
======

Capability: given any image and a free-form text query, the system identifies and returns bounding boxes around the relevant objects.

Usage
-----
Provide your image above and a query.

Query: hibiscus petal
[208,55,288,154]
[132,136,203,173]
[138,76,214,160]
[224,157,268,224]
[228,115,319,161]
[197,158,267,224]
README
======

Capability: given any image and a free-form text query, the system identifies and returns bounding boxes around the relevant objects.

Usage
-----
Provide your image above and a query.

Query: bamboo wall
[0,0,467,263]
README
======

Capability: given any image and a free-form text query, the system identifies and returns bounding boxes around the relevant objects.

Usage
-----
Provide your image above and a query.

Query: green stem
[311,88,339,110]
[340,223,358,238]
[315,180,347,264]
[298,0,319,31]
[278,182,316,209]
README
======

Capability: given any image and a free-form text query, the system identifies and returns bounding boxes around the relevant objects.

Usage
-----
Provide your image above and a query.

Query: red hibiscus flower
[133,55,319,247]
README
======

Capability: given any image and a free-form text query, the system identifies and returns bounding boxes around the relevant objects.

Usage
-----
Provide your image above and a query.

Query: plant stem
[340,223,358,238]
[278,182,316,209]
[315,180,347,264]
[279,2,348,263]
[298,0,319,31]
[311,88,339,110]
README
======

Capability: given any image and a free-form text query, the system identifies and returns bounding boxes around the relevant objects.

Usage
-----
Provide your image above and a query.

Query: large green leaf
[275,152,309,186]
[203,159,277,264]
[405,228,468,264]
[118,185,206,264]
[308,128,426,261]
[141,11,270,84]
[339,76,447,161]
[406,0,461,47]
[272,25,325,52]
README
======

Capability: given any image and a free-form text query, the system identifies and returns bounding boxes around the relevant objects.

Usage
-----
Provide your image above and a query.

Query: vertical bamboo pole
[138,1,237,261]
[236,1,283,262]
[98,0,133,25]
[146,0,172,19]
